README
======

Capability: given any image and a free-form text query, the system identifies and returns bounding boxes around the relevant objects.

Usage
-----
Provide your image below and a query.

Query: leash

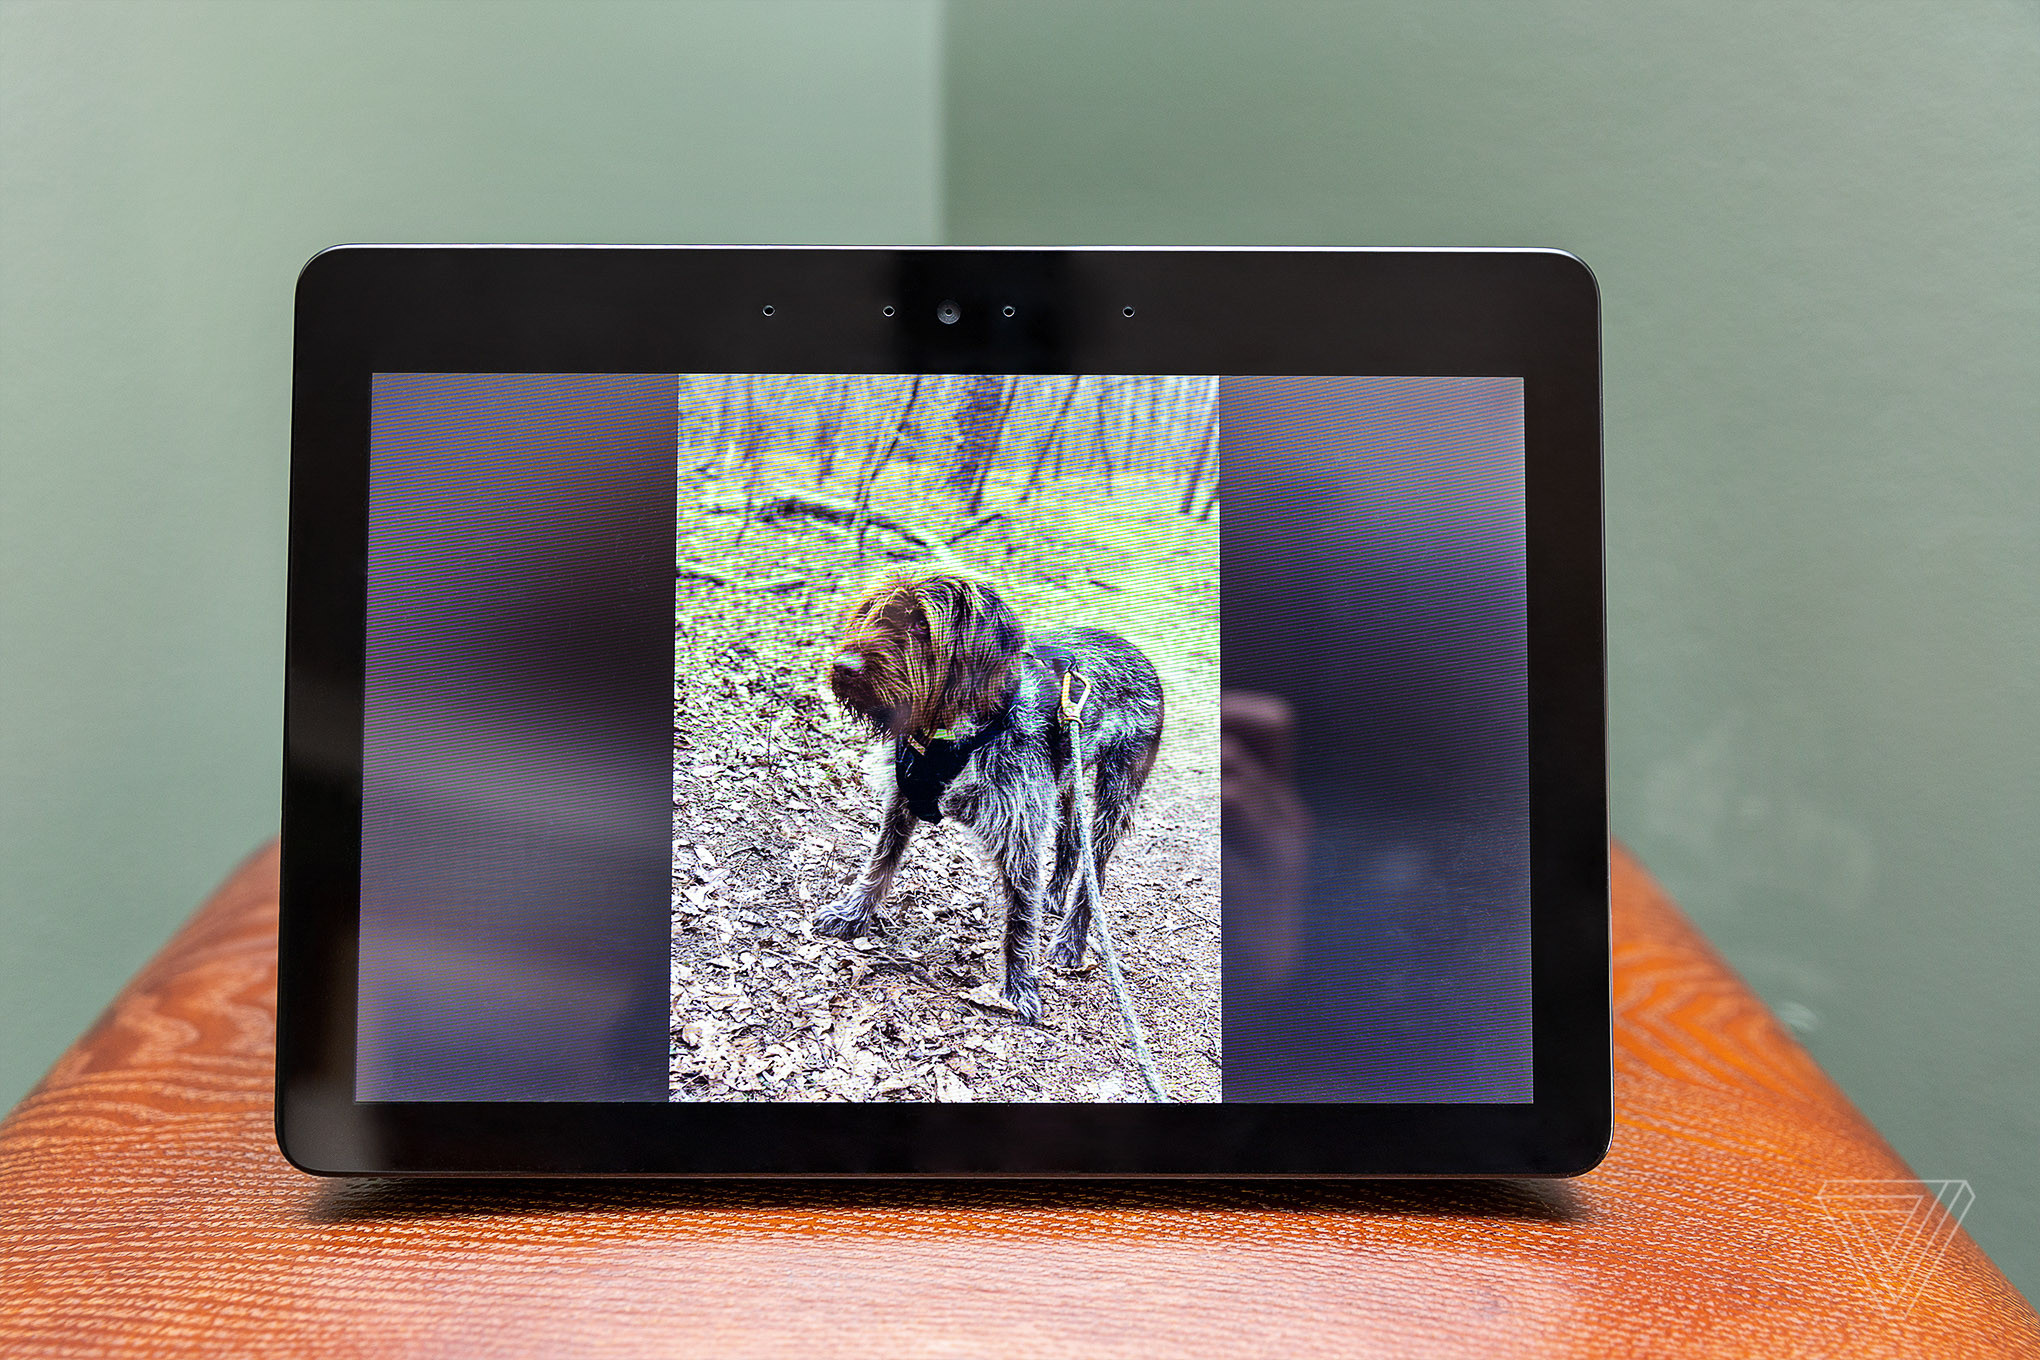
[1058,669,1170,1103]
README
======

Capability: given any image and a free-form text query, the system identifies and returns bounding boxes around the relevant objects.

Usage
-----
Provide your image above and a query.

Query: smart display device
[278,246,1607,1175]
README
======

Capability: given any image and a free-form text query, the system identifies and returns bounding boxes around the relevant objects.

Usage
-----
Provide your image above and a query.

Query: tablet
[278,246,1607,1176]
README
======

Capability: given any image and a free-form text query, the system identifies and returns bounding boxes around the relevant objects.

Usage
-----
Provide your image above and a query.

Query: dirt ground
[669,465,1219,1103]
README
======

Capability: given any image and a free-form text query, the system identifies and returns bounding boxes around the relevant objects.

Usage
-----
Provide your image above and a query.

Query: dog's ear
[937,578,1024,721]
[842,570,901,634]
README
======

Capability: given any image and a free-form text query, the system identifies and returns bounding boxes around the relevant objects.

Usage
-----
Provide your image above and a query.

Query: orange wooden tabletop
[0,843,2032,1358]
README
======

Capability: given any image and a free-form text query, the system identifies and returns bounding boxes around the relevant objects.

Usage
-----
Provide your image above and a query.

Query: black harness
[894,714,1007,824]
[894,645,1082,825]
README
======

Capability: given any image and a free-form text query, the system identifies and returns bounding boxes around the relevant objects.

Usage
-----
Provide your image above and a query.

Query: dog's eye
[909,614,930,638]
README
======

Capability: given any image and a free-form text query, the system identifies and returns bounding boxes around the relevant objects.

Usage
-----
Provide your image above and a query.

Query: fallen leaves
[960,982,1017,1015]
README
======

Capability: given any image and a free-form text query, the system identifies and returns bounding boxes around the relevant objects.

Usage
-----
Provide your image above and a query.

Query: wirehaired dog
[819,569,1164,1023]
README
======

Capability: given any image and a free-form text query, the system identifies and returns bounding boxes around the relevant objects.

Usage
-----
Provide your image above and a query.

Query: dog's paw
[1046,930,1088,971]
[811,900,870,940]
[1002,971,1044,1025]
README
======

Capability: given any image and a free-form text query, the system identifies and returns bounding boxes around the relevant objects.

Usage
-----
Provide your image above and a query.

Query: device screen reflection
[1219,375,1534,1103]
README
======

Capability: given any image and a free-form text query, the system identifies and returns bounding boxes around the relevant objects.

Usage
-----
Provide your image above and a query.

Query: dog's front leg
[814,792,914,939]
[994,855,1045,1025]
[990,787,1054,1025]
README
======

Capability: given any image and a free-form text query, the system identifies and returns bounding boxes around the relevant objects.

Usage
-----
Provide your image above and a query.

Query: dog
[818,569,1164,1023]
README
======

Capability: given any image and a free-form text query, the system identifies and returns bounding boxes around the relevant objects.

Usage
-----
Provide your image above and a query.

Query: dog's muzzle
[829,650,892,730]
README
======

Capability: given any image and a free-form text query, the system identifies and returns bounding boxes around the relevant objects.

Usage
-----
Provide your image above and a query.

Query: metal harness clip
[1058,669,1091,725]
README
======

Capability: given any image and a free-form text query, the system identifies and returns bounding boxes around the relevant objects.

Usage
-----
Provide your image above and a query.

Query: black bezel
[279,246,1607,1176]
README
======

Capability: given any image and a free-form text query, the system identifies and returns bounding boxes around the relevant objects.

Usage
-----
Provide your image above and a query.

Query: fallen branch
[675,562,809,594]
[704,486,965,573]
[946,512,1006,547]
[705,491,933,553]
[676,562,731,587]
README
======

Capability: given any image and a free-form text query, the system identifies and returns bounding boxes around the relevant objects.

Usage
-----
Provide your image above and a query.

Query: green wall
[0,0,940,1103]
[3,0,2033,1302]
[941,0,2038,1294]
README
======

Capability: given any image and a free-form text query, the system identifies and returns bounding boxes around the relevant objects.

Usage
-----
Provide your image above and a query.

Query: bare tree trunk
[857,386,887,487]
[1093,377,1117,494]
[950,375,1016,517]
[1020,375,1082,506]
[1178,428,1208,516]
[811,375,848,488]
[713,374,744,476]
[1198,376,1225,520]
[1180,378,1220,515]
[982,376,1018,512]
[854,374,922,562]
[948,375,1004,502]
[1057,375,1097,482]
[730,376,773,550]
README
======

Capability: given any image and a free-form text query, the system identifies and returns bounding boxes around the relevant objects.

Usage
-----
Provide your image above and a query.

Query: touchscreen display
[358,373,1530,1105]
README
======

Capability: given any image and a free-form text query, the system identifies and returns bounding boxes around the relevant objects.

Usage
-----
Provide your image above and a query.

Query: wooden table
[1,844,2033,1357]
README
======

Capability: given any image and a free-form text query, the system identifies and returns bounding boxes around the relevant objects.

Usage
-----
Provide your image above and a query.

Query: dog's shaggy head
[827,569,1025,737]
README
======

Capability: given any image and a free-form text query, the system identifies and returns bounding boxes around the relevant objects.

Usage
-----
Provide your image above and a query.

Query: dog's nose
[832,651,864,675]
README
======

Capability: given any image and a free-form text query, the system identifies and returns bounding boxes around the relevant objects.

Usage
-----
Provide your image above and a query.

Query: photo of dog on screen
[669,375,1219,1103]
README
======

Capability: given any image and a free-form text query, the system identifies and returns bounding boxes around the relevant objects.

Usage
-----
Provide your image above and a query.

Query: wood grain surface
[1,843,2033,1358]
